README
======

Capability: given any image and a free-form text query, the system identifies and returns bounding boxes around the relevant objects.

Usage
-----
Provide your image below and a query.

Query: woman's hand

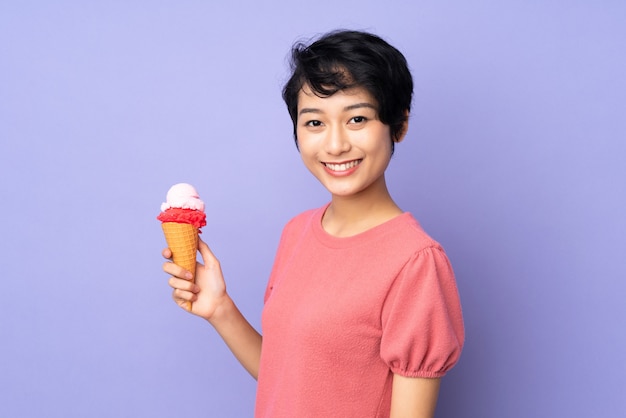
[163,238,228,321]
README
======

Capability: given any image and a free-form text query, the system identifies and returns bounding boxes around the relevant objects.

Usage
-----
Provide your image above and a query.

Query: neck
[322,176,403,237]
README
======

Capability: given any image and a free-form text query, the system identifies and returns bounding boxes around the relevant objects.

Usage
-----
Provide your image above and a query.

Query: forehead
[297,84,378,110]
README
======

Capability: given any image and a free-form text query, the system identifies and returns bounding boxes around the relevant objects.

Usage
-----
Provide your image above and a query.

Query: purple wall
[1,1,624,417]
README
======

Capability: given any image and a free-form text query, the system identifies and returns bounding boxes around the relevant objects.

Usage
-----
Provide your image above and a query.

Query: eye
[305,120,323,127]
[349,116,368,124]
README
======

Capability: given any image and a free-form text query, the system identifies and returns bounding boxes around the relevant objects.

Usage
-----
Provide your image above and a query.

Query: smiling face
[296,85,405,200]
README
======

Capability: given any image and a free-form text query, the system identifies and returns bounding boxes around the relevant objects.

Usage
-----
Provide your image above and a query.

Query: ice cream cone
[162,222,199,311]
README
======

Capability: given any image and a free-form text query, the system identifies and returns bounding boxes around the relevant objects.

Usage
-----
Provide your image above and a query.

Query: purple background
[1,1,625,417]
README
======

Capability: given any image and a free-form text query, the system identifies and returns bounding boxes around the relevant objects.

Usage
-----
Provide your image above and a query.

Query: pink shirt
[255,205,464,417]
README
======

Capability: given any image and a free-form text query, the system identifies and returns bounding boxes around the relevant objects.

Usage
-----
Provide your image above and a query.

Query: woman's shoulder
[381,212,443,252]
[279,204,326,238]
[284,204,327,228]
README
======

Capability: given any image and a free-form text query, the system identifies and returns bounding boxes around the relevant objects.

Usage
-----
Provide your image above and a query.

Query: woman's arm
[164,239,262,379]
[389,375,441,418]
[207,295,263,379]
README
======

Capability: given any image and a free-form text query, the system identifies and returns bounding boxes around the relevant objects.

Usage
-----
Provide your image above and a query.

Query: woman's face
[296,85,398,199]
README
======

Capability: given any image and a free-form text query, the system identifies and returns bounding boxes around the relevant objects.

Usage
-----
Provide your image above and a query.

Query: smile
[323,159,362,172]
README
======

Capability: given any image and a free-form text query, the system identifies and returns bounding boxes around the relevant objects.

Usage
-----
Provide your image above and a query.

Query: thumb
[198,238,219,268]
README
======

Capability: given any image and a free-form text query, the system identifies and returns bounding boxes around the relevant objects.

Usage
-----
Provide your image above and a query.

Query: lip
[321,159,362,176]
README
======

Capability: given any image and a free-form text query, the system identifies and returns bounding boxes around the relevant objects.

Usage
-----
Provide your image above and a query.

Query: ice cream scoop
[160,182,205,212]
[158,183,207,228]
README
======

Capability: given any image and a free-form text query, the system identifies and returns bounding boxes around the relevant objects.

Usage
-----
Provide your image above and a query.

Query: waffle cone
[161,222,199,279]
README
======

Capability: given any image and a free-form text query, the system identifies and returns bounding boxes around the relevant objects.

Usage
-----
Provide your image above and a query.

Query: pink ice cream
[157,183,207,229]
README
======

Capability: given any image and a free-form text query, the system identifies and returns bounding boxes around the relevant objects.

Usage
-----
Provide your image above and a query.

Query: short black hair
[282,30,413,150]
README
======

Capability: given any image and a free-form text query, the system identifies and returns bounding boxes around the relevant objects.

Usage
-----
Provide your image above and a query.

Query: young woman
[163,30,464,418]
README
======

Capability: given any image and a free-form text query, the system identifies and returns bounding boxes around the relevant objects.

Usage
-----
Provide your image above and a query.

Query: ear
[394,110,410,143]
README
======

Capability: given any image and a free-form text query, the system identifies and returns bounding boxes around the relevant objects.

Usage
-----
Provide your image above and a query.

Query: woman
[163,30,464,417]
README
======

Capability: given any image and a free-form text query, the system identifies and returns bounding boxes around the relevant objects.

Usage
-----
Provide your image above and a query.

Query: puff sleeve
[380,246,465,378]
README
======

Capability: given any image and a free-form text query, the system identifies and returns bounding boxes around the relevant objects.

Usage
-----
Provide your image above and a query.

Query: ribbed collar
[310,203,414,249]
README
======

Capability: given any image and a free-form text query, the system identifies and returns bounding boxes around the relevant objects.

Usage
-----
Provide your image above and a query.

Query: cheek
[294,130,317,152]
[354,129,392,154]
[374,127,394,154]
[296,138,317,164]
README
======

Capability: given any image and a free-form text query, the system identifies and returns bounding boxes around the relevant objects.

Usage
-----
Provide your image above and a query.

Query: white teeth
[325,160,361,171]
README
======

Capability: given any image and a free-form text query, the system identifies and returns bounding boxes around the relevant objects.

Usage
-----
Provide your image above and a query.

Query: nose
[324,125,351,155]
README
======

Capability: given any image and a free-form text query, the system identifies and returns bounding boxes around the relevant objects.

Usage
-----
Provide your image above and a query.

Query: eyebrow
[298,102,377,116]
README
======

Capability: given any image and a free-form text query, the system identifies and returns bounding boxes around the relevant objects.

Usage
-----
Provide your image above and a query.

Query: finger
[162,247,172,259]
[163,261,193,280]
[198,239,220,268]
[168,276,198,293]
[172,287,198,303]
[174,297,194,312]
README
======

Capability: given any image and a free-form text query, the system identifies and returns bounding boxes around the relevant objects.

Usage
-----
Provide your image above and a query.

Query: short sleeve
[380,246,464,378]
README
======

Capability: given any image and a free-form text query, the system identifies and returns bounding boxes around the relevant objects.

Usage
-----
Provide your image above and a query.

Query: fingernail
[185,272,193,280]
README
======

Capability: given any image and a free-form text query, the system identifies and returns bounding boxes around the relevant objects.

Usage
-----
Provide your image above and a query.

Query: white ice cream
[160,183,205,212]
